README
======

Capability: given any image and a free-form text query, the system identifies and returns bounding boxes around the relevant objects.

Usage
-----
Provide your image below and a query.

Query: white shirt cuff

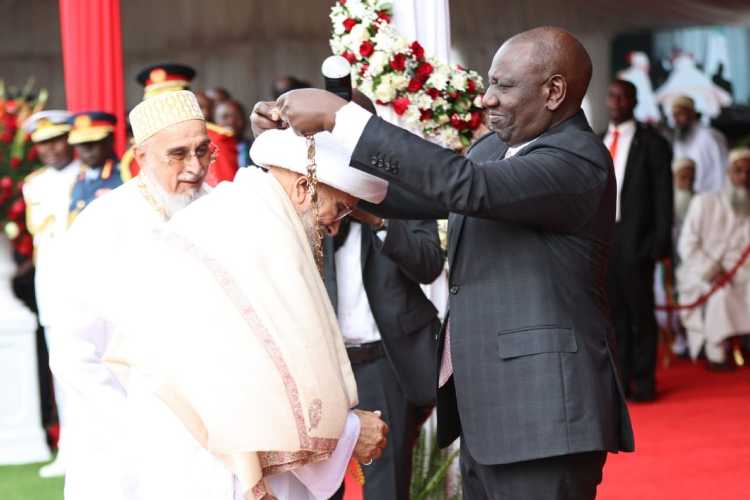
[332,102,373,155]
[291,410,361,499]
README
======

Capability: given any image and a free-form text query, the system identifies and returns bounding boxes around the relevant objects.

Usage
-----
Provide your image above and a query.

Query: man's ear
[134,144,147,165]
[291,176,309,207]
[545,74,567,111]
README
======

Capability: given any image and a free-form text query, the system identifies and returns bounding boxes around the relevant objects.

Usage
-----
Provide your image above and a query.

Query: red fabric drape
[59,0,126,156]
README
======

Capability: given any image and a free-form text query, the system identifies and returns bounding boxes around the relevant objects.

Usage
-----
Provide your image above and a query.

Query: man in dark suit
[603,79,673,402]
[254,26,634,500]
[325,216,443,500]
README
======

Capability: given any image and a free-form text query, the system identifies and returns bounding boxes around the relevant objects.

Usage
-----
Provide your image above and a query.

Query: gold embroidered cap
[129,90,204,145]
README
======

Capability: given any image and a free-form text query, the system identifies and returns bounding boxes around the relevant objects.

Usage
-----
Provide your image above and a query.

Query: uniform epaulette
[206,122,235,137]
[24,166,49,184]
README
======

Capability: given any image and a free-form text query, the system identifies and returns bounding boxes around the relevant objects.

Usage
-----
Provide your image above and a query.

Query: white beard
[728,185,750,217]
[299,206,320,252]
[143,168,207,219]
[674,189,694,220]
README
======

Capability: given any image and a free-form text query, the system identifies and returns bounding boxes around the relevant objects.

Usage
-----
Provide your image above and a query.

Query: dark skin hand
[251,27,593,146]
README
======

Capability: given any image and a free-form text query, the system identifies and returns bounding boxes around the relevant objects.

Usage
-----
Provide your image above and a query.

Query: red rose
[0,130,12,143]
[339,0,346,5]
[389,53,406,72]
[411,41,425,60]
[426,87,440,99]
[359,64,369,76]
[415,62,433,81]
[469,111,483,130]
[377,10,391,23]
[447,91,459,102]
[407,78,423,93]
[392,96,410,116]
[467,78,476,93]
[450,113,467,130]
[343,18,357,33]
[0,176,12,191]
[15,234,33,257]
[9,198,25,220]
[10,157,21,169]
[27,147,38,162]
[359,41,374,58]
[342,51,357,64]
[419,109,433,121]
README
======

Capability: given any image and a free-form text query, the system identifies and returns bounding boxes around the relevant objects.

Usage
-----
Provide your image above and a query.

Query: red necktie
[608,129,620,161]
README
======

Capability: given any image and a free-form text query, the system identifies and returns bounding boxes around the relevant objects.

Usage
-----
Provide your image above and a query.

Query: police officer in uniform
[67,112,122,224]
[120,63,238,185]
[22,110,82,477]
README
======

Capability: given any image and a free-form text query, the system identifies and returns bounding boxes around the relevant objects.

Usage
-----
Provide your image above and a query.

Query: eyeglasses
[165,142,218,167]
[333,203,353,222]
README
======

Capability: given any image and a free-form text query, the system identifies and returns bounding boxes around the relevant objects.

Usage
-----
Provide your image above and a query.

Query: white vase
[0,234,51,464]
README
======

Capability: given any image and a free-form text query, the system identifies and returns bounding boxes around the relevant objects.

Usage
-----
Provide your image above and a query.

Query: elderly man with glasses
[50,91,214,500]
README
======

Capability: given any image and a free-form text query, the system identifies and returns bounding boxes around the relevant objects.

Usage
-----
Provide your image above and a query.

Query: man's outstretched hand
[353,409,389,464]
[250,89,348,138]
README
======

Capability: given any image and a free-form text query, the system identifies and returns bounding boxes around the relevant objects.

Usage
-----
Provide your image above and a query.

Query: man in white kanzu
[671,95,728,194]
[51,91,214,499]
[104,126,389,499]
[677,148,750,370]
[21,110,81,478]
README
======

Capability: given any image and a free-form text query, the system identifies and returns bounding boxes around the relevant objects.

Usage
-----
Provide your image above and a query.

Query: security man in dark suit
[255,26,635,500]
[324,215,443,500]
[603,79,673,402]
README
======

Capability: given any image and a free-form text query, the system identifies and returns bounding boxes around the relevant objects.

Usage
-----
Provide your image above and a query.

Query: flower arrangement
[329,0,485,150]
[0,80,46,258]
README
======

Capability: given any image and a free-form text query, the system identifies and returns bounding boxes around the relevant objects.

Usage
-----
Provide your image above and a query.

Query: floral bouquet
[329,0,485,150]
[0,80,46,258]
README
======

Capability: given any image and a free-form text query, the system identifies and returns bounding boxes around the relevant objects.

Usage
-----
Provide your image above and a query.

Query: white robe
[50,179,166,500]
[673,125,728,194]
[676,191,750,361]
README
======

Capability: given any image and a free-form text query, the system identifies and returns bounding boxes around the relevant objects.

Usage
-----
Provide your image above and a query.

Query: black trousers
[607,245,658,397]
[331,353,422,500]
[460,440,607,500]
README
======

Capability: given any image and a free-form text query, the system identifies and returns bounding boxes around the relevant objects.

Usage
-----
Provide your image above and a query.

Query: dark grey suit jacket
[350,110,635,465]
[324,219,443,407]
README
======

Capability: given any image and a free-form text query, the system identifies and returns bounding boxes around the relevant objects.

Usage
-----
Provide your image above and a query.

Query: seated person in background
[677,148,750,370]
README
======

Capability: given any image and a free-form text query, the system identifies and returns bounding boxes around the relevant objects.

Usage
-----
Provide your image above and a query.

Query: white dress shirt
[603,119,636,222]
[335,221,386,346]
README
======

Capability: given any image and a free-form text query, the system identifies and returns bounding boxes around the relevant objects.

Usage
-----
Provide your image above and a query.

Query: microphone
[322,55,353,101]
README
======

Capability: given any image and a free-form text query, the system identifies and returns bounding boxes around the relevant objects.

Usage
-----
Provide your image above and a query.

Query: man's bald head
[483,26,592,145]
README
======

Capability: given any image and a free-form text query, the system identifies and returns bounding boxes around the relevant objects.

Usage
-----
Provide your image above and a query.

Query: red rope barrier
[655,242,750,311]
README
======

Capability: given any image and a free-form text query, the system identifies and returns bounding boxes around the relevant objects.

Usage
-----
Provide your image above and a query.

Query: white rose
[347,0,367,19]
[432,97,449,110]
[439,127,461,149]
[416,92,433,109]
[391,36,408,53]
[373,30,394,52]
[473,95,484,108]
[374,76,397,102]
[391,74,409,91]
[450,71,468,91]
[428,67,450,91]
[357,79,374,98]
[4,221,19,240]
[340,34,354,51]
[368,51,389,76]
[349,24,370,47]
[403,104,421,127]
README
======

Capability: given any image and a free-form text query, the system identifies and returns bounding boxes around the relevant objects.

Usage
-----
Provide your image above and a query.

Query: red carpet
[599,359,750,500]
[345,360,750,500]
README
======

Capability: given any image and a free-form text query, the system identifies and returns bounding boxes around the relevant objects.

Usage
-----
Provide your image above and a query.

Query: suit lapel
[360,222,372,271]
[448,143,508,268]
